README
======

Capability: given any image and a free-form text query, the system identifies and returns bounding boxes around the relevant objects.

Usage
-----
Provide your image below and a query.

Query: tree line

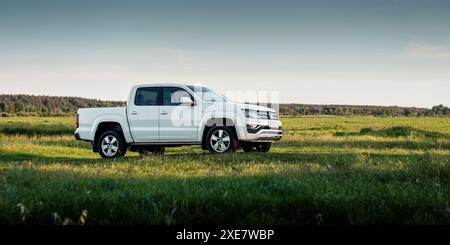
[276,103,450,117]
[0,94,125,117]
[0,94,449,117]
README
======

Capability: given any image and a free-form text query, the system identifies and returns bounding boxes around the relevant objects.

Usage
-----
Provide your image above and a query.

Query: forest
[0,94,449,117]
[0,94,125,117]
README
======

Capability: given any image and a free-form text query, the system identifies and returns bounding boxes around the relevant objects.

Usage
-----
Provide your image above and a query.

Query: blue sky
[0,0,449,107]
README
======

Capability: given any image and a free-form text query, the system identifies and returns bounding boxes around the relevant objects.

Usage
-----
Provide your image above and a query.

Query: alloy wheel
[101,135,119,157]
[209,129,231,153]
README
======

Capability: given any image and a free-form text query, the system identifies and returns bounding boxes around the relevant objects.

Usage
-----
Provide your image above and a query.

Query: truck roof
[132,83,190,88]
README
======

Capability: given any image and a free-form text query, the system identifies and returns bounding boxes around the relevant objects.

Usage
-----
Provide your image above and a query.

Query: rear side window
[163,87,194,106]
[134,87,162,106]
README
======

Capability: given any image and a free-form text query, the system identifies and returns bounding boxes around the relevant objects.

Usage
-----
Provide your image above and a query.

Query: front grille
[257,111,270,119]
[270,112,279,120]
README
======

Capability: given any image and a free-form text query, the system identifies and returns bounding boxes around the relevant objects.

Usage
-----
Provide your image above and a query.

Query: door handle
[130,110,138,115]
[160,111,168,115]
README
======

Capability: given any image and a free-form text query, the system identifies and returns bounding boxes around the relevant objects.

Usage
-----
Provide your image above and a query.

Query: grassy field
[0,116,449,224]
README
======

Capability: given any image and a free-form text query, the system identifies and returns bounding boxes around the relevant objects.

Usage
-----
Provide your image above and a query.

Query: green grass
[0,116,449,224]
[0,117,74,136]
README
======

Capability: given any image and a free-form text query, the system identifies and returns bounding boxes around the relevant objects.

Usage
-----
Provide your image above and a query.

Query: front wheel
[206,126,238,154]
[98,130,127,159]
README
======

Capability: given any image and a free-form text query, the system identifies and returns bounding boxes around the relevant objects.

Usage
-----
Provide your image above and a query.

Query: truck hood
[233,102,276,112]
[204,101,276,113]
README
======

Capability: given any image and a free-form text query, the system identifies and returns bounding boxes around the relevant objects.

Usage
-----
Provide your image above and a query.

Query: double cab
[75,83,282,158]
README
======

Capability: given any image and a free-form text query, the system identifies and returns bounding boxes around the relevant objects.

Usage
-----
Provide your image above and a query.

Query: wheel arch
[201,117,238,150]
[93,121,127,152]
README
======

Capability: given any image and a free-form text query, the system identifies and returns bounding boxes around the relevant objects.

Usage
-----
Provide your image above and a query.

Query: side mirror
[179,96,194,105]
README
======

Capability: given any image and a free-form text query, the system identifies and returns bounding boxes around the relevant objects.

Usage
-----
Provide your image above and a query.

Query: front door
[159,86,199,141]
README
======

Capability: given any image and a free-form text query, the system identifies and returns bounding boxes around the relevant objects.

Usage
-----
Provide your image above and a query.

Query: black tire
[98,130,127,159]
[139,146,165,157]
[255,142,272,153]
[241,143,254,152]
[206,126,238,154]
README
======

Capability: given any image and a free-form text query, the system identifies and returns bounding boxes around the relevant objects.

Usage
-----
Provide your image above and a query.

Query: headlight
[242,109,273,119]
[243,109,258,118]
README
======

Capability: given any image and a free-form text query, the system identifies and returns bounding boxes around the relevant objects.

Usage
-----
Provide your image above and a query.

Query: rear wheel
[139,146,165,157]
[255,142,272,153]
[98,130,127,158]
[206,126,237,154]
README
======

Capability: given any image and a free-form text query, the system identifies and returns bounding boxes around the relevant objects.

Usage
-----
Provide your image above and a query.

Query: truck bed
[76,107,128,141]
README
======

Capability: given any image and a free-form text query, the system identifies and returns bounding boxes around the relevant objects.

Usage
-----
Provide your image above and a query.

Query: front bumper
[249,128,283,141]
[238,119,283,142]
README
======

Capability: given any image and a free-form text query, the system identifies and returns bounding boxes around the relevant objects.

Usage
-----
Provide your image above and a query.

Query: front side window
[163,87,194,106]
[134,87,162,106]
[187,85,228,103]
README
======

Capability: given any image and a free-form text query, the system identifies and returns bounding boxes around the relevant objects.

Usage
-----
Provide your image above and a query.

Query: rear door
[127,87,162,142]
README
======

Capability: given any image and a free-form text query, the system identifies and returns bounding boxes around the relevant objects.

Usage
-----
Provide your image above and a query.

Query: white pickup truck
[75,83,282,158]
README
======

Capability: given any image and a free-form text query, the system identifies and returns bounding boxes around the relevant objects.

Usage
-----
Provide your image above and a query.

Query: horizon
[1,0,449,107]
[0,92,444,109]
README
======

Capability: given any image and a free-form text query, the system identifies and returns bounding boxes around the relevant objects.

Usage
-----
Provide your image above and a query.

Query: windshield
[187,85,229,102]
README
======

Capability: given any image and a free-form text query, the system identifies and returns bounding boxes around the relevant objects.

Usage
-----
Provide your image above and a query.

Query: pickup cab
[75,83,282,158]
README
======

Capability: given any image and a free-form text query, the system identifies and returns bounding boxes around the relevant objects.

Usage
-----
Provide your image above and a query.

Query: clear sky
[0,0,449,107]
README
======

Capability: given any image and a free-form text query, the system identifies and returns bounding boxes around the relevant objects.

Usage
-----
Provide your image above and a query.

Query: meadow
[0,116,449,224]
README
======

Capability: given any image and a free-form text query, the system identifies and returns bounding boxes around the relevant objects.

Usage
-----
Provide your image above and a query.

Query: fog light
[246,124,261,133]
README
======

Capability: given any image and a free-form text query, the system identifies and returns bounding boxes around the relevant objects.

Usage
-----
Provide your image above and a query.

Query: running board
[130,141,201,146]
